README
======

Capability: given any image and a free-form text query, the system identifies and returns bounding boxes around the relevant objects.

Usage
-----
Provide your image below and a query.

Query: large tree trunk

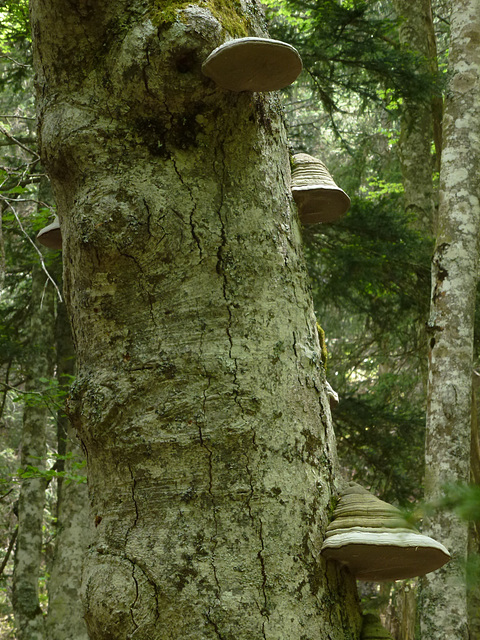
[30,1,361,638]
[419,1,480,638]
[12,264,55,640]
[46,301,89,640]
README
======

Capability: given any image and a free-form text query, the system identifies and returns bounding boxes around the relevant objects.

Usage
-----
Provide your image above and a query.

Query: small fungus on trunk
[291,153,350,224]
[36,215,62,250]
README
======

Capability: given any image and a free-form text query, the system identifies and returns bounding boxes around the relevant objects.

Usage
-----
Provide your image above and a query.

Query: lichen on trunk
[420,1,480,638]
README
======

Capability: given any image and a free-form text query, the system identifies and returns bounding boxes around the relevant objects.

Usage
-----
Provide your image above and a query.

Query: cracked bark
[420,1,480,638]
[30,0,361,637]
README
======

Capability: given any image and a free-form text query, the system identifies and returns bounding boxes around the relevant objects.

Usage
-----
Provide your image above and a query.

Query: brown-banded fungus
[291,153,350,224]
[361,613,393,639]
[321,482,450,581]
[36,215,62,250]
[202,37,302,92]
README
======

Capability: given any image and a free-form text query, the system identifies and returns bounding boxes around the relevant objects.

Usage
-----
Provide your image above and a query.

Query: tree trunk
[468,374,480,639]
[392,0,439,232]
[12,264,55,640]
[30,1,361,638]
[46,301,89,640]
[420,1,480,638]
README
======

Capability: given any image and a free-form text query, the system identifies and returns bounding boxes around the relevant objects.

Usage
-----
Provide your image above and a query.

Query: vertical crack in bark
[243,442,269,637]
[257,517,269,624]
[169,154,203,259]
[292,331,304,387]
[206,609,226,640]
[142,43,155,98]
[127,464,140,634]
[200,378,221,597]
[214,146,241,409]
[117,249,157,328]
[142,198,153,239]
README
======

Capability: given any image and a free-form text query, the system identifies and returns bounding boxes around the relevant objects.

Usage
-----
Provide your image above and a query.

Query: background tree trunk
[392,0,439,232]
[420,1,480,638]
[46,301,89,640]
[12,263,55,640]
[30,1,361,638]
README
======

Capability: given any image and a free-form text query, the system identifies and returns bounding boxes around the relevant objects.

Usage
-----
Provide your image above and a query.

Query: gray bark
[30,1,361,638]
[420,1,480,638]
[468,375,480,639]
[12,264,55,640]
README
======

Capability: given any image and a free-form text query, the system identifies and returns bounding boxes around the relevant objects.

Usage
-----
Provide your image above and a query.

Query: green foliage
[304,194,432,504]
[265,0,442,115]
[334,374,426,505]
[0,0,31,92]
[10,374,73,417]
[305,195,432,330]
[435,483,480,522]
[14,453,87,486]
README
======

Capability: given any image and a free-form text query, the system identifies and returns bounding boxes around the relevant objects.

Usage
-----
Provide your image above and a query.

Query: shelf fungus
[361,613,393,639]
[291,153,350,224]
[202,37,302,92]
[321,482,450,581]
[36,215,62,250]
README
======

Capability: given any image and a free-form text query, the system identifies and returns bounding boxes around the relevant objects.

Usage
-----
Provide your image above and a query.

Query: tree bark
[468,374,480,639]
[12,263,55,640]
[46,300,89,640]
[392,0,439,232]
[420,1,480,638]
[30,1,361,638]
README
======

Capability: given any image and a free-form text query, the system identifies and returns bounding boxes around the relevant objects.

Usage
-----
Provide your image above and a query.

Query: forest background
[0,0,478,638]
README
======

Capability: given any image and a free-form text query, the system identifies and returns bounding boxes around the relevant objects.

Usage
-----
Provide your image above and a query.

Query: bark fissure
[205,609,226,640]
[118,249,157,328]
[200,377,221,598]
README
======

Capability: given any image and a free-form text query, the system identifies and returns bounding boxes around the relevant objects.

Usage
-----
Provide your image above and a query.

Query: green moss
[327,494,338,520]
[208,0,250,36]
[316,322,328,371]
[151,0,250,36]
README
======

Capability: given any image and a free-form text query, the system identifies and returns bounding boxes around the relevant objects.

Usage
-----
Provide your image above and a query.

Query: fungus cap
[36,216,62,250]
[202,37,302,92]
[291,153,350,223]
[321,482,450,581]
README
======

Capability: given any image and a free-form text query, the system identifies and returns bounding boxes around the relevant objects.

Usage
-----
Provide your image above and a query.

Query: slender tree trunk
[30,1,362,638]
[420,2,480,638]
[12,264,55,640]
[392,0,439,232]
[468,374,480,639]
[46,300,89,640]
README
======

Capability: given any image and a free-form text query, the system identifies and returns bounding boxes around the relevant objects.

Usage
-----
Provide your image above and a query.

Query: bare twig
[0,526,18,578]
[0,489,13,502]
[0,53,31,68]
[1,199,62,302]
[0,125,39,158]
[0,115,35,120]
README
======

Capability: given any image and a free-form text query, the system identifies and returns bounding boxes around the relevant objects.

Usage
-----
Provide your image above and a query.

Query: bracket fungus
[361,613,393,639]
[36,215,62,250]
[291,153,350,224]
[202,37,302,92]
[321,482,450,581]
